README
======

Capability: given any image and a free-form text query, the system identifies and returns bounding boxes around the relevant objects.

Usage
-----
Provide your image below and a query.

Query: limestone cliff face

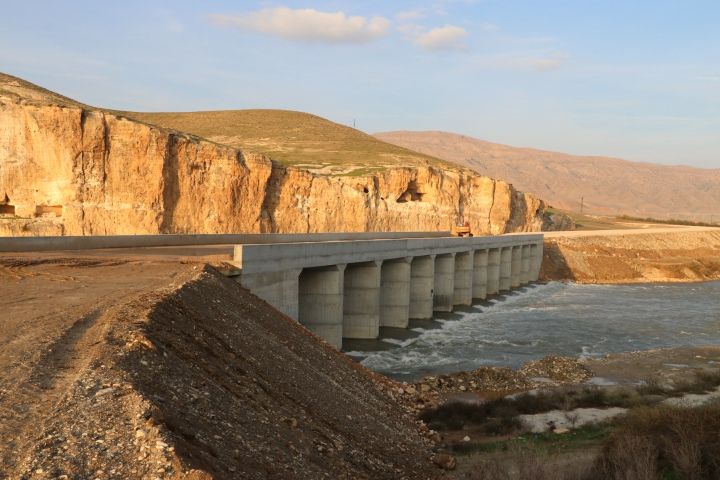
[0,97,546,236]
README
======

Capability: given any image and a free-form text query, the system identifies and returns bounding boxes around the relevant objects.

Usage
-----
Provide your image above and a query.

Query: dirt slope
[376,130,720,221]
[0,257,436,479]
[541,227,720,283]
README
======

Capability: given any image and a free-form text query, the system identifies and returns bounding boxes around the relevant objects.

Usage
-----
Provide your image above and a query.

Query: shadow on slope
[116,267,435,479]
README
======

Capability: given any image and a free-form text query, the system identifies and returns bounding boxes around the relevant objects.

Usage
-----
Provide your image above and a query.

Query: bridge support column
[521,245,531,283]
[487,248,501,295]
[434,253,455,312]
[298,265,345,348]
[472,249,488,299]
[511,246,522,287]
[531,243,543,281]
[343,261,382,339]
[453,251,473,306]
[380,258,412,328]
[500,247,512,291]
[237,269,301,319]
[410,255,435,320]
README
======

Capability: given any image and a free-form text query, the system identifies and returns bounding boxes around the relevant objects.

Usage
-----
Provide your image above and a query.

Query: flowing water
[348,281,720,381]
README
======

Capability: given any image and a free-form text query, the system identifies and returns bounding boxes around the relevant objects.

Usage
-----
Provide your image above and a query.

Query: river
[347,281,720,381]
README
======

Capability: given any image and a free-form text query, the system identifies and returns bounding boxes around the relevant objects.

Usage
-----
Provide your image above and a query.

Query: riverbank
[422,346,720,479]
[541,227,720,283]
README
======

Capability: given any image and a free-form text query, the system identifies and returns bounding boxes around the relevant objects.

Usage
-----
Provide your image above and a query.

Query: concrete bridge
[0,231,543,349]
[232,234,543,348]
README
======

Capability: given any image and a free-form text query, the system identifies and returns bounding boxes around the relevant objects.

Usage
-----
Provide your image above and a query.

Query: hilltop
[376,130,720,222]
[0,73,452,176]
[121,109,449,176]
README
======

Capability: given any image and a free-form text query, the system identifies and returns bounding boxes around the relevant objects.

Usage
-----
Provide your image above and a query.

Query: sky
[1,0,719,167]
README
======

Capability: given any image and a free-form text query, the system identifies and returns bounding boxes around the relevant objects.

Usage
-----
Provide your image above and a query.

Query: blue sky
[2,0,719,167]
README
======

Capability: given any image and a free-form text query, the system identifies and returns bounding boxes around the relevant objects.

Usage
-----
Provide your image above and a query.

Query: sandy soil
[0,255,438,479]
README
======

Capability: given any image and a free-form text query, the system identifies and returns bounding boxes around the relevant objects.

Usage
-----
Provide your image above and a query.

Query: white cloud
[532,57,565,71]
[396,9,425,21]
[473,52,569,71]
[209,7,390,44]
[414,25,467,50]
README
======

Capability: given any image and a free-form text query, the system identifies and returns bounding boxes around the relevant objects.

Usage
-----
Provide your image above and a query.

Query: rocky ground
[0,255,439,479]
[383,356,593,415]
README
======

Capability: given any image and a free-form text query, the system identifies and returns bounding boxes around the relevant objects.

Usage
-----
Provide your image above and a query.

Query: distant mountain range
[376,131,720,222]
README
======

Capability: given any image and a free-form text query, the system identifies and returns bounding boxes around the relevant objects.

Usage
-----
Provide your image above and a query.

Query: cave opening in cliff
[34,205,62,217]
[396,181,424,203]
[0,194,15,216]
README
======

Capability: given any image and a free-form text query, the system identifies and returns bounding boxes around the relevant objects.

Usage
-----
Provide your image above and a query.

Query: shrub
[593,403,720,479]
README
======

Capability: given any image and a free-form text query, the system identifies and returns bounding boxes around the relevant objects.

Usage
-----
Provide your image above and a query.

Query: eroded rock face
[0,97,547,236]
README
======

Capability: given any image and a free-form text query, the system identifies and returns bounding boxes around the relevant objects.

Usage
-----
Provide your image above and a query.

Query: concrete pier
[433,253,455,312]
[472,249,488,300]
[234,233,544,348]
[530,244,542,280]
[453,251,474,306]
[298,265,345,348]
[486,248,501,295]
[409,255,435,320]
[380,258,412,328]
[343,261,381,339]
[511,246,522,288]
[521,245,531,283]
[499,247,512,291]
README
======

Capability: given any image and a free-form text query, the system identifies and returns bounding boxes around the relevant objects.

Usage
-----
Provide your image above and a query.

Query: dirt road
[0,255,200,474]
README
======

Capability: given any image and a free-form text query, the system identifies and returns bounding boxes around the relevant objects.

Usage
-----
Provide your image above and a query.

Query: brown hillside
[376,131,720,222]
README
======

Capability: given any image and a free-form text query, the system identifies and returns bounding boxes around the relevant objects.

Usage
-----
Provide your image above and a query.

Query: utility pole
[580,196,584,215]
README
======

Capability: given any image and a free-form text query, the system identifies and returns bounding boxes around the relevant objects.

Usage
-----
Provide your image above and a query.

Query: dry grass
[461,445,596,480]
[119,109,454,172]
[594,402,720,479]
[459,403,720,479]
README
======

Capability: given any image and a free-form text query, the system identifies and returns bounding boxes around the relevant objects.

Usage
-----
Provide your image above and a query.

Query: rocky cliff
[0,88,546,236]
